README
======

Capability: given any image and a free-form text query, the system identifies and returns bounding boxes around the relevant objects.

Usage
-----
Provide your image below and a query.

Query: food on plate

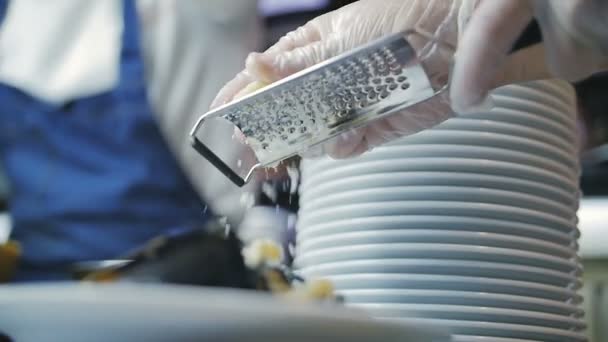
[80,219,339,303]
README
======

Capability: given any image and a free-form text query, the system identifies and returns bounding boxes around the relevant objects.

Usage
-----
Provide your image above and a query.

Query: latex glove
[211,0,464,158]
[451,0,608,113]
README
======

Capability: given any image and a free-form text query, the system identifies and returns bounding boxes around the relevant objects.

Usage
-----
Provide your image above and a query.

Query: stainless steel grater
[190,30,450,187]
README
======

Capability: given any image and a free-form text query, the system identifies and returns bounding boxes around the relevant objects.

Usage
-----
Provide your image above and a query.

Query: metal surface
[190,30,448,186]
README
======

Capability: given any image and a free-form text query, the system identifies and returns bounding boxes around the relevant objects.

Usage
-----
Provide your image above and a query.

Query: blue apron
[0,0,209,281]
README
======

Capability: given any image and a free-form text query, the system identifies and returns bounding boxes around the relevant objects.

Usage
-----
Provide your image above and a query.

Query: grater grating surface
[191,31,448,186]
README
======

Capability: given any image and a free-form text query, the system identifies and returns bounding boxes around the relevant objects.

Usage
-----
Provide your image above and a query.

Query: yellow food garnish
[262,269,292,293]
[305,279,335,300]
[84,270,121,283]
[0,241,21,283]
[242,239,283,269]
[234,81,270,100]
[282,278,336,302]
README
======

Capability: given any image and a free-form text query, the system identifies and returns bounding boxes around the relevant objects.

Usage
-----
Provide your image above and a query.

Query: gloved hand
[211,0,465,158]
[451,0,608,113]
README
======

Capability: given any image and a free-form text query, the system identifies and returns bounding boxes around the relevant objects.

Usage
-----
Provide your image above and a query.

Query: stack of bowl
[295,80,587,341]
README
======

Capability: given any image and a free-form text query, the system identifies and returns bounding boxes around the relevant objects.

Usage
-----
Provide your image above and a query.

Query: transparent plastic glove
[211,0,464,159]
[451,0,608,113]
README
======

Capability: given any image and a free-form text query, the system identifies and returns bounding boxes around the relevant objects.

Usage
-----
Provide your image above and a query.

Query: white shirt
[0,0,263,223]
[0,0,122,102]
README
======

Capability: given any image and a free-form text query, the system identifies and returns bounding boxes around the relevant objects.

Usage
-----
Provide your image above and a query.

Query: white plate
[381,317,586,342]
[297,230,575,258]
[299,187,574,220]
[297,202,576,235]
[302,145,577,181]
[506,80,575,102]
[303,130,579,173]
[0,283,450,342]
[296,216,576,247]
[493,89,575,122]
[323,274,581,302]
[298,259,579,287]
[434,119,576,154]
[294,244,580,273]
[299,172,576,208]
[496,80,575,103]
[337,289,583,316]
[497,83,575,108]
[387,131,578,170]
[300,159,578,194]
[353,303,585,329]
[492,95,575,128]
[464,108,576,142]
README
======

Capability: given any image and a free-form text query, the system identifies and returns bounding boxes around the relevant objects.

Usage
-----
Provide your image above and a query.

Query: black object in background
[577,73,608,196]
[580,160,608,196]
[511,20,542,52]
[80,221,258,288]
[576,72,608,147]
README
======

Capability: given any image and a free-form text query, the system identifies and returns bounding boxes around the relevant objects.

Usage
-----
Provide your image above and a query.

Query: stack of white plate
[295,80,587,341]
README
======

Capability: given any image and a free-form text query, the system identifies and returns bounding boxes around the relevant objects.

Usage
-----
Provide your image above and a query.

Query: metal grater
[190,30,449,186]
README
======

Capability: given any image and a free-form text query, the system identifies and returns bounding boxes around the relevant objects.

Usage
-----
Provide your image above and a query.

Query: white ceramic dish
[433,120,575,154]
[496,79,575,102]
[323,274,581,302]
[298,259,579,287]
[302,145,577,182]
[296,215,576,247]
[507,80,575,103]
[387,131,578,170]
[297,202,576,235]
[297,230,575,258]
[300,159,578,194]
[299,172,576,208]
[464,108,576,142]
[337,289,583,316]
[0,283,451,342]
[294,244,580,273]
[354,303,585,329]
[381,317,586,342]
[492,89,575,123]
[498,80,575,103]
[299,186,574,220]
[310,129,579,173]
[492,95,575,128]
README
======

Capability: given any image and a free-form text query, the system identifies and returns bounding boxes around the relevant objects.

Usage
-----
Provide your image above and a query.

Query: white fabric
[0,0,122,103]
[0,0,263,223]
[139,0,263,223]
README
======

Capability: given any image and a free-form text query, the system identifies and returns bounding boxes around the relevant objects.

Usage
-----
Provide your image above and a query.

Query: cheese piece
[234,81,270,100]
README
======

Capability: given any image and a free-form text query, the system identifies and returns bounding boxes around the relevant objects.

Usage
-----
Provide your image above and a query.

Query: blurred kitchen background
[0,0,605,340]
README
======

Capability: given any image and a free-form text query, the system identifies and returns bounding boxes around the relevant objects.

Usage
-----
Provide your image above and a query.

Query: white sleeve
[138,0,263,224]
[0,0,122,103]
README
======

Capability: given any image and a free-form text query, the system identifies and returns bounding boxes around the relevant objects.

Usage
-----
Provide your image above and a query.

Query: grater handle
[189,117,260,187]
